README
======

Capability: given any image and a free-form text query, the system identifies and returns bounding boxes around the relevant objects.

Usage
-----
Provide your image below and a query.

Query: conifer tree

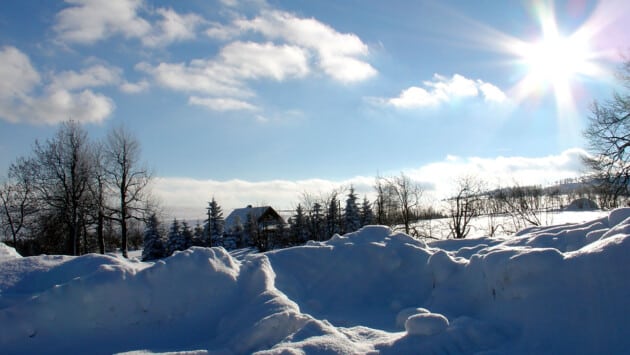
[166,218,184,255]
[310,202,324,241]
[181,221,193,250]
[142,214,165,261]
[344,187,361,233]
[205,197,224,247]
[326,193,340,237]
[192,221,205,246]
[290,204,309,245]
[360,196,375,226]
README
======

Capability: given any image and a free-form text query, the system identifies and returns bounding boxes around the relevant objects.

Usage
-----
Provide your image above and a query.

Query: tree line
[0,121,154,257]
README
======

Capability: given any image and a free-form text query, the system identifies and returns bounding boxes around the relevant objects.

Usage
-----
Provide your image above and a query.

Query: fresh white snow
[0,209,628,354]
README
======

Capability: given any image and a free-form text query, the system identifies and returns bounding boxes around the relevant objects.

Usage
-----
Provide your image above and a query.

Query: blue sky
[0,0,628,218]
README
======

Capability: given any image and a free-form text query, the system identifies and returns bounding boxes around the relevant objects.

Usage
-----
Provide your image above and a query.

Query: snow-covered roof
[224,205,284,231]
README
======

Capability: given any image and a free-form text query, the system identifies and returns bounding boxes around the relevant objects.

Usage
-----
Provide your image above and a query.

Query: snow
[0,242,21,261]
[1,210,629,354]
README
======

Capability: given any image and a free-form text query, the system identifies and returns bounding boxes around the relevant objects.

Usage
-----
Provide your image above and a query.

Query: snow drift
[1,209,629,354]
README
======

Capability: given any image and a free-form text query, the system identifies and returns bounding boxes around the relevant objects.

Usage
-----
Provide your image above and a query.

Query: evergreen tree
[192,221,205,246]
[181,221,193,249]
[310,202,324,241]
[205,197,224,247]
[326,193,341,237]
[360,196,374,226]
[290,204,309,245]
[166,218,184,255]
[142,214,165,261]
[344,187,361,233]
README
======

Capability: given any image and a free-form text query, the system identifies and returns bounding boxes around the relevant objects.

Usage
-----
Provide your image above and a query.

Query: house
[224,205,286,250]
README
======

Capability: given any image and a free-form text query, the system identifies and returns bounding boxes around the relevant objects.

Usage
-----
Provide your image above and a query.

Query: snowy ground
[0,209,628,354]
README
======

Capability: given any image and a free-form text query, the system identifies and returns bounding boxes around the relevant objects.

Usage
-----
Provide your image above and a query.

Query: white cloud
[405,148,589,198]
[55,0,203,47]
[54,0,151,44]
[385,74,507,108]
[137,60,248,97]
[220,41,309,80]
[212,10,377,83]
[50,64,123,91]
[0,46,115,125]
[119,80,149,94]
[478,81,507,103]
[153,149,588,220]
[188,96,258,111]
[0,46,41,100]
[153,176,375,221]
[142,8,205,47]
[140,41,310,110]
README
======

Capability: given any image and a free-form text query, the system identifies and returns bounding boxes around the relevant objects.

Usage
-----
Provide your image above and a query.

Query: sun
[510,3,602,116]
[522,32,590,88]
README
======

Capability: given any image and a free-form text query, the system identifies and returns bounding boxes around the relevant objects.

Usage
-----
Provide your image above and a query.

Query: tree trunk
[97,211,105,254]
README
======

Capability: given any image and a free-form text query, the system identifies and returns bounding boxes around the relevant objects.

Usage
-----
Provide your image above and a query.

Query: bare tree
[0,159,36,247]
[389,173,423,235]
[448,175,484,239]
[373,173,423,234]
[88,143,108,254]
[374,175,399,227]
[583,57,630,207]
[103,126,152,258]
[29,121,93,255]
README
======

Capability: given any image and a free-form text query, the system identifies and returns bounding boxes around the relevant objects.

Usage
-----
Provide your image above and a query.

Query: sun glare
[522,33,590,87]
[506,2,605,121]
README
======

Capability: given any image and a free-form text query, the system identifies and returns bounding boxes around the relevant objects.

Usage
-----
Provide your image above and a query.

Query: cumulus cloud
[54,0,151,44]
[153,149,588,220]
[50,64,123,91]
[119,80,150,94]
[140,41,310,111]
[385,74,507,109]
[142,8,205,47]
[0,46,115,125]
[208,10,377,83]
[55,0,204,47]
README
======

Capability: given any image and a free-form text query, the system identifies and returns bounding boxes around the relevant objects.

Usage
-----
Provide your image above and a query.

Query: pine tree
[192,221,205,246]
[142,214,165,261]
[205,197,224,247]
[344,186,361,233]
[360,196,374,226]
[166,218,184,255]
[326,193,340,238]
[290,204,309,245]
[310,202,324,241]
[181,221,193,249]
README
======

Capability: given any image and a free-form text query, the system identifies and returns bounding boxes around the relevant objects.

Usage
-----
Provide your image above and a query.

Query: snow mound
[0,242,21,262]
[405,312,449,336]
[1,211,629,354]
[565,197,599,211]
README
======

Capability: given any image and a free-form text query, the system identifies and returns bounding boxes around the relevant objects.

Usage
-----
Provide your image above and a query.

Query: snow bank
[1,210,629,354]
[0,242,21,262]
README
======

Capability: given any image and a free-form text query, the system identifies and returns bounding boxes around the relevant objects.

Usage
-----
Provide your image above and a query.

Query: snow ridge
[1,210,629,354]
